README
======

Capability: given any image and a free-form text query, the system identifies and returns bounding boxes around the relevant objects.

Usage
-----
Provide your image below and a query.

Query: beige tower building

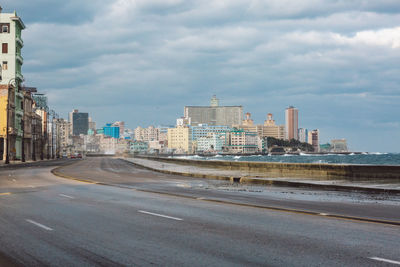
[233,113,285,140]
[263,113,285,139]
[285,106,298,140]
[167,126,192,154]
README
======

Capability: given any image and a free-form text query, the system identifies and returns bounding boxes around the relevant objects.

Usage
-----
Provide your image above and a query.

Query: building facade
[134,126,159,142]
[103,123,120,139]
[191,124,231,141]
[69,109,89,136]
[130,140,149,154]
[0,9,25,160]
[233,113,285,140]
[58,118,72,156]
[298,128,308,143]
[167,126,192,154]
[224,129,258,154]
[196,133,225,152]
[331,139,348,152]
[285,106,298,140]
[308,129,320,152]
[184,96,243,127]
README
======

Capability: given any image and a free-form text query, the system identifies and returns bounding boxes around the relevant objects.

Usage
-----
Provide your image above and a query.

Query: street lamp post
[46,108,50,160]
[5,78,16,164]
[32,114,36,161]
[49,109,55,159]
[21,118,25,162]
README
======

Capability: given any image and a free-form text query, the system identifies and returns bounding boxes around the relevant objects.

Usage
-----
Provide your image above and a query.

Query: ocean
[173,153,400,165]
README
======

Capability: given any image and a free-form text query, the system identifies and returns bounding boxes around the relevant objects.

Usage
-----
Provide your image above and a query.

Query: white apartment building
[196,133,225,152]
[134,126,160,142]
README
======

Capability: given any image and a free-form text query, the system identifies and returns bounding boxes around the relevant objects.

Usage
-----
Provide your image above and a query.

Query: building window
[2,61,7,70]
[2,43,8,53]
[2,25,8,33]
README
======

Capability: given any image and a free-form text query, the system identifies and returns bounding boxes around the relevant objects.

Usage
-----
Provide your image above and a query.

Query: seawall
[132,155,400,181]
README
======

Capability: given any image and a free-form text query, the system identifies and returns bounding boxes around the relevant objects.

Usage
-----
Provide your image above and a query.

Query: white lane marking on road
[138,210,183,221]
[370,257,400,265]
[176,183,190,188]
[26,219,54,231]
[59,194,75,199]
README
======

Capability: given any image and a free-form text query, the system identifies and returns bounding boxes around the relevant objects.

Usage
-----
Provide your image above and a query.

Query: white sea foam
[369,152,388,155]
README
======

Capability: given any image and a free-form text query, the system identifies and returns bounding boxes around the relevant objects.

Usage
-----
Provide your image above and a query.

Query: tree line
[266,137,315,152]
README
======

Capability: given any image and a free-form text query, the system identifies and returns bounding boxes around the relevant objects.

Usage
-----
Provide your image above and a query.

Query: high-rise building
[58,118,72,155]
[0,8,25,160]
[88,117,96,131]
[285,106,298,140]
[69,109,89,136]
[184,96,243,127]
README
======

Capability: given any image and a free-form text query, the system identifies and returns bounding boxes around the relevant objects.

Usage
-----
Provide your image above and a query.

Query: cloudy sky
[3,0,400,152]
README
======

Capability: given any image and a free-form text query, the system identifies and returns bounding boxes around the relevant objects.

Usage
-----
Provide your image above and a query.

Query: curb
[0,159,70,170]
[121,158,400,195]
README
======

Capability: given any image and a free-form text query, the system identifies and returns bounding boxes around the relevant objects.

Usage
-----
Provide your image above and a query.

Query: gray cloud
[3,0,400,151]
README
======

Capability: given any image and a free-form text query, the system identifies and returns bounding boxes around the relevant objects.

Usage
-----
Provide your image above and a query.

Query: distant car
[77,153,82,158]
[70,155,76,159]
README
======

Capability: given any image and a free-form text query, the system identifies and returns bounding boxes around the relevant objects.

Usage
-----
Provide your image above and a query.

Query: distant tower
[264,113,276,126]
[210,95,219,107]
[242,112,254,126]
[69,109,89,136]
[285,106,298,140]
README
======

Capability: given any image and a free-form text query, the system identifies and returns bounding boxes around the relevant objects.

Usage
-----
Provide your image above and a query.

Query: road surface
[0,157,399,266]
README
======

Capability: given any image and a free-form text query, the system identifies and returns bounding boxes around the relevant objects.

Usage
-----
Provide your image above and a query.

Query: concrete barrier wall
[133,155,400,181]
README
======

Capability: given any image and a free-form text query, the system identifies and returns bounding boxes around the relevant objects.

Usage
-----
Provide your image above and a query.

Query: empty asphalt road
[0,157,399,266]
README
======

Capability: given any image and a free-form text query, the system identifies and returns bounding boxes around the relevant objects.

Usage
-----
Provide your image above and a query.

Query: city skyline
[1,1,400,152]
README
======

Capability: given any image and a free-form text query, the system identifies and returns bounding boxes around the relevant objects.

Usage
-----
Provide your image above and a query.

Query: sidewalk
[0,158,61,168]
[123,157,400,194]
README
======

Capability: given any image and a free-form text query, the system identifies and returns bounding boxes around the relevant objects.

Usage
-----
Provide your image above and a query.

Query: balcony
[16,54,23,64]
[16,72,24,82]
[15,54,24,65]
[16,35,24,47]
